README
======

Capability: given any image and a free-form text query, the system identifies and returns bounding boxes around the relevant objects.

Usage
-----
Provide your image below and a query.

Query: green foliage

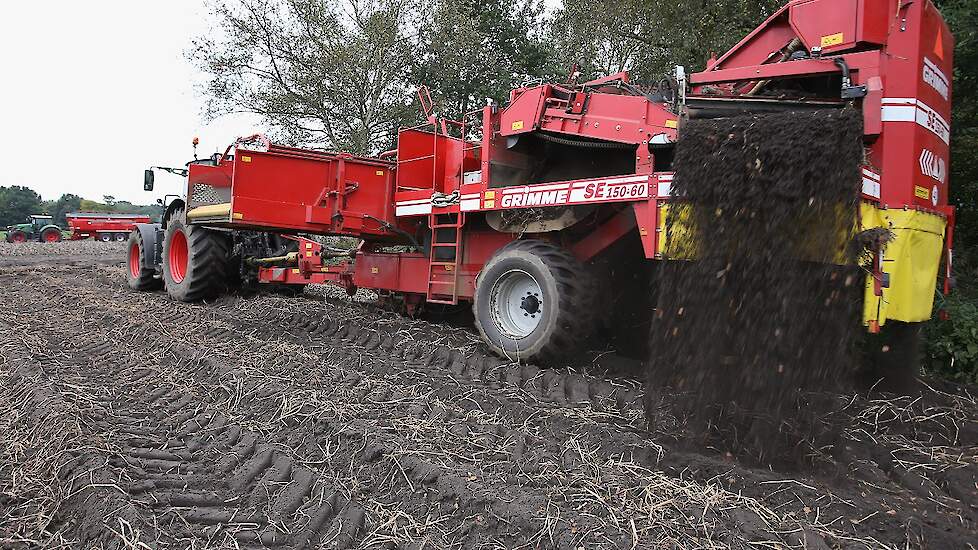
[43,194,83,226]
[191,0,417,155]
[933,0,978,249]
[548,0,783,82]
[925,245,977,383]
[413,0,549,119]
[926,294,978,384]
[0,186,44,227]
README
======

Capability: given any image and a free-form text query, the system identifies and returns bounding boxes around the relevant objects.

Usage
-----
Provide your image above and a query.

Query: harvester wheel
[474,239,595,363]
[99,234,112,242]
[115,233,127,242]
[41,228,62,243]
[161,210,229,302]
[8,231,27,243]
[127,230,162,291]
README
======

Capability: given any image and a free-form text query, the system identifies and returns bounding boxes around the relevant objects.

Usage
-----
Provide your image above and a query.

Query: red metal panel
[224,149,398,238]
[353,252,429,294]
[570,207,638,262]
[188,163,232,189]
[66,213,152,239]
[790,0,859,53]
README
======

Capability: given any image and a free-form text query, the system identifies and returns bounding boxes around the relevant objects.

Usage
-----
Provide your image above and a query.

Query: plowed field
[1,242,976,549]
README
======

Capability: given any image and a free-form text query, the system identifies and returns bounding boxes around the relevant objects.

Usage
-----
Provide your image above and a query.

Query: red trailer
[67,213,152,242]
[130,0,955,365]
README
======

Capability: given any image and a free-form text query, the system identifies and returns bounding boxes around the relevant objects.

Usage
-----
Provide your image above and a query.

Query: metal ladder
[426,212,465,304]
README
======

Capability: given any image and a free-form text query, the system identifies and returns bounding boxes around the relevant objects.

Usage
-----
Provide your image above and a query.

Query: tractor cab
[28,215,54,228]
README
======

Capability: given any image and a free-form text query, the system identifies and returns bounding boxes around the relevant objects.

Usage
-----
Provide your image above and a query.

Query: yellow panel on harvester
[861,203,947,326]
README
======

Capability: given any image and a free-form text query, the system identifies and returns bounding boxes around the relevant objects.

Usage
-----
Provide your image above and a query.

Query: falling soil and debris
[1,243,977,549]
[646,109,869,467]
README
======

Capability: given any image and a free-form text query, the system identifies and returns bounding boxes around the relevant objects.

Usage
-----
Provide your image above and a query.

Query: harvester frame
[131,0,956,364]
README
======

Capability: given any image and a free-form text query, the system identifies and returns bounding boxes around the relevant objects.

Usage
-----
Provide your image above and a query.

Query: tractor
[4,215,63,243]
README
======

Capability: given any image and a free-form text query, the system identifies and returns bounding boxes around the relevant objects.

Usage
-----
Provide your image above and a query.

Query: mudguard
[134,223,164,270]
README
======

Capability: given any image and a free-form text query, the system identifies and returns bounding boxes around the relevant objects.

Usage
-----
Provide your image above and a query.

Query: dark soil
[647,110,867,466]
[0,238,976,548]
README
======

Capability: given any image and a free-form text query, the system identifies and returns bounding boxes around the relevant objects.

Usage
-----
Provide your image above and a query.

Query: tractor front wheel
[8,231,27,243]
[473,240,596,364]
[127,230,162,291]
[41,228,62,243]
[161,210,229,302]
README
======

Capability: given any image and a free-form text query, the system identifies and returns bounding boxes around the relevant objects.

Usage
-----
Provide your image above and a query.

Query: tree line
[0,186,163,228]
[192,0,976,250]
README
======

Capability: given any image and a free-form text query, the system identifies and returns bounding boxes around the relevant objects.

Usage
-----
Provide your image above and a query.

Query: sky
[0,0,563,206]
[0,1,259,204]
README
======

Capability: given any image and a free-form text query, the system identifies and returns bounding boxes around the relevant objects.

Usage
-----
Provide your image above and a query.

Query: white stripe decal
[395,198,431,206]
[460,193,481,200]
[881,98,950,144]
[657,181,672,197]
[460,199,480,211]
[861,178,881,199]
[395,203,432,216]
[862,169,880,181]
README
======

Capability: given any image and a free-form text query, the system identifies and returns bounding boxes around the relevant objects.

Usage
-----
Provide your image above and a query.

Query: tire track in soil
[2,263,976,549]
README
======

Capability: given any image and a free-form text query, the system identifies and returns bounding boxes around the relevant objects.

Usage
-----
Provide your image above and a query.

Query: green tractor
[4,215,63,243]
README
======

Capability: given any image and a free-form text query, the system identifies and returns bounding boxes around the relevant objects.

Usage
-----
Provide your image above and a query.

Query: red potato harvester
[131,0,955,364]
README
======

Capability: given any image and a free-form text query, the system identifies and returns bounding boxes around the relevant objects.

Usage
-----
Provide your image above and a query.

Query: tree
[50,193,83,226]
[0,186,43,227]
[548,0,783,83]
[412,0,549,120]
[934,0,978,250]
[191,0,418,155]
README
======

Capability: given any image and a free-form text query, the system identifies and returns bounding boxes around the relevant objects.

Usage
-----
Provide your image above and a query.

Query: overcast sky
[0,1,562,206]
[0,1,259,204]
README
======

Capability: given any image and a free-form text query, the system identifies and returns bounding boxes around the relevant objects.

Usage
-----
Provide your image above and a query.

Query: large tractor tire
[474,240,596,363]
[40,227,62,243]
[161,211,229,302]
[8,231,27,243]
[127,230,163,291]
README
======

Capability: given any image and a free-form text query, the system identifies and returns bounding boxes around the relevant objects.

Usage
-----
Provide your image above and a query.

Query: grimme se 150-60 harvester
[132,0,955,380]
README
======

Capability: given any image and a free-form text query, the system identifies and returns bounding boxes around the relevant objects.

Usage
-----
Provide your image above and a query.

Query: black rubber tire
[126,230,162,291]
[861,321,923,393]
[473,239,595,363]
[40,228,62,243]
[99,234,112,242]
[162,210,230,302]
[7,231,27,243]
[115,233,127,242]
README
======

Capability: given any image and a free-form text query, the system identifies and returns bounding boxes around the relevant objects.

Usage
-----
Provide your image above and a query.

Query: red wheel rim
[11,233,25,243]
[129,241,141,278]
[168,229,189,283]
[44,231,59,242]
